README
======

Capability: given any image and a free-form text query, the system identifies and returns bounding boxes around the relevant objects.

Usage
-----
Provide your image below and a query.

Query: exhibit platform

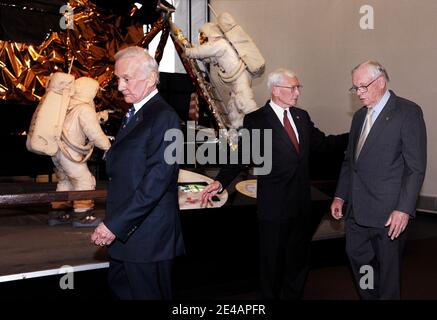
[1,178,437,299]
[0,169,341,283]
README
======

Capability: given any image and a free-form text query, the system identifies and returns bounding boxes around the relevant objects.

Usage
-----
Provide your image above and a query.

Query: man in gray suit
[331,60,427,299]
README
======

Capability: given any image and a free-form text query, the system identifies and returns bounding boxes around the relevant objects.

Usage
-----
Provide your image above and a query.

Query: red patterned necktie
[283,109,300,154]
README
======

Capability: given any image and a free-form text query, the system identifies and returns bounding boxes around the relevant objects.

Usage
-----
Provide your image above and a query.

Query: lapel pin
[386,117,390,120]
[296,116,300,120]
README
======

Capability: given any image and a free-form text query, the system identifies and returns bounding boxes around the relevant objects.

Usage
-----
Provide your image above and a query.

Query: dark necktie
[283,109,300,154]
[121,106,135,129]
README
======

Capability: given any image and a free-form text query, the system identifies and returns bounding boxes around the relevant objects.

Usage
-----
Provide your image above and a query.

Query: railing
[0,189,107,207]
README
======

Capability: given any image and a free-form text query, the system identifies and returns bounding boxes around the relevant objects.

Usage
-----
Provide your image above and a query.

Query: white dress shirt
[369,90,390,125]
[269,100,300,142]
[133,89,159,114]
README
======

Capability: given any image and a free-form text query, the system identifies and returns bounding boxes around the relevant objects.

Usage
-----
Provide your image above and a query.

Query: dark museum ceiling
[0,0,165,44]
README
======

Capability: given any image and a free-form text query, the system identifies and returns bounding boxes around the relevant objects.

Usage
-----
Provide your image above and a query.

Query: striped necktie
[355,108,374,160]
[121,106,135,129]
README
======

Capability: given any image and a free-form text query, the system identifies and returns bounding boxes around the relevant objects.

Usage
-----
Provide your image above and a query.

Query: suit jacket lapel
[289,107,304,156]
[264,103,298,154]
[113,109,143,146]
[356,91,397,161]
[112,94,160,148]
[352,108,367,163]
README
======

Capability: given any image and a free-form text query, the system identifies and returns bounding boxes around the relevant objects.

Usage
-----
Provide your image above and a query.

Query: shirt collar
[133,89,158,113]
[371,90,390,113]
[269,100,290,117]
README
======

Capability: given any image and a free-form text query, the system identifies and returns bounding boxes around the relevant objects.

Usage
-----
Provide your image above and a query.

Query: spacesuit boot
[72,209,102,228]
[48,209,73,226]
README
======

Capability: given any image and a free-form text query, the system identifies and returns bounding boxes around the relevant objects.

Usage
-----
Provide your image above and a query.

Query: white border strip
[0,262,109,283]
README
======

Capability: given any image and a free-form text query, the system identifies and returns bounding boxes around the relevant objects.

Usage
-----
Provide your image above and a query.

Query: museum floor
[1,173,437,300]
[1,204,437,300]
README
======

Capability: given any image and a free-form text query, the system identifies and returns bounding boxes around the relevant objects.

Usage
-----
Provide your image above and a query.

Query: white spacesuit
[50,77,111,228]
[185,22,259,129]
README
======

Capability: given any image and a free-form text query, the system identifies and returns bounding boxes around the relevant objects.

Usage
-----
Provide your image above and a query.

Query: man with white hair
[201,68,346,299]
[331,60,427,299]
[91,46,184,300]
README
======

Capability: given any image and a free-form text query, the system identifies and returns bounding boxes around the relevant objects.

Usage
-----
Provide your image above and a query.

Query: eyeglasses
[349,75,381,94]
[275,85,303,92]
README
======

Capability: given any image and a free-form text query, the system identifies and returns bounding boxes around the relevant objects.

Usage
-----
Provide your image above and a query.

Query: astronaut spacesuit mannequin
[185,22,259,129]
[49,77,111,228]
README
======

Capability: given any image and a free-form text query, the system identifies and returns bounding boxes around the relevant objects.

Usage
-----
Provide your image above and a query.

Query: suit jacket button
[108,177,112,181]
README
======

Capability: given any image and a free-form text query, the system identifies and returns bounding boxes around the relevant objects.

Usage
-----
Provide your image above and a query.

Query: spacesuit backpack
[217,12,266,78]
[26,72,75,156]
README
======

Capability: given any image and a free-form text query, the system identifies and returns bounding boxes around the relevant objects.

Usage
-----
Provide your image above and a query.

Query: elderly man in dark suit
[331,60,427,300]
[201,68,346,299]
[90,46,184,300]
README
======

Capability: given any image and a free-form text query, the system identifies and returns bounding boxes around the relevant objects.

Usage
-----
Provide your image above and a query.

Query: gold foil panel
[0,0,146,116]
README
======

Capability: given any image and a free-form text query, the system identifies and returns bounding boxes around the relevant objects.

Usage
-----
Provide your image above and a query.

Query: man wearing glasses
[201,68,347,299]
[331,60,427,299]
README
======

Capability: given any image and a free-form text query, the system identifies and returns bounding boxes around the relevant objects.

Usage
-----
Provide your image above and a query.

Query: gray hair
[267,68,298,93]
[352,60,390,82]
[114,46,159,84]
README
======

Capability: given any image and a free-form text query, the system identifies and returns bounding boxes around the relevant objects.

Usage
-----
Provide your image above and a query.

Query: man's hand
[385,210,409,240]
[91,222,116,247]
[331,198,344,220]
[200,181,222,207]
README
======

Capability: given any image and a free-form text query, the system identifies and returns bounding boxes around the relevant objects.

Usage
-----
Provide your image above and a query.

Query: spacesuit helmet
[199,22,223,44]
[46,72,75,92]
[72,77,100,105]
